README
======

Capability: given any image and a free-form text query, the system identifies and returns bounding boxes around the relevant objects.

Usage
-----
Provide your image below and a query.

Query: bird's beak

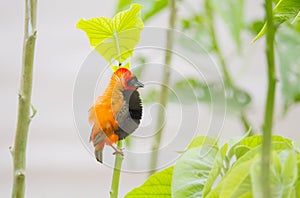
[133,80,144,88]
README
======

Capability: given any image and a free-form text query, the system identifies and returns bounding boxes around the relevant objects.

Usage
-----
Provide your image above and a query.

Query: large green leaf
[116,0,168,22]
[250,150,298,198]
[206,160,254,198]
[172,146,219,198]
[237,135,292,148]
[125,167,173,197]
[233,142,292,169]
[76,4,144,70]
[274,0,300,23]
[207,140,297,198]
[254,0,300,41]
[277,25,300,112]
[233,135,292,159]
[219,160,253,198]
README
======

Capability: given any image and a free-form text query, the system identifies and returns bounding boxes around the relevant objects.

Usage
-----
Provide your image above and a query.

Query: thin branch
[240,112,253,135]
[12,0,37,197]
[110,141,124,198]
[261,0,277,197]
[149,0,177,175]
[205,0,253,134]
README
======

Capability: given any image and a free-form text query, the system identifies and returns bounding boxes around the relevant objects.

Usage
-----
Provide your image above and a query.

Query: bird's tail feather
[94,148,103,163]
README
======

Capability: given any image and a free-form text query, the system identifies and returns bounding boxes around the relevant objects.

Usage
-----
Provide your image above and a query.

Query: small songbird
[88,67,143,163]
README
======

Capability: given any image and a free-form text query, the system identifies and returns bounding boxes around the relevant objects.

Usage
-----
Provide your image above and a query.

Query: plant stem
[12,0,37,197]
[110,141,124,198]
[261,0,276,197]
[149,0,176,175]
[205,0,253,134]
[240,112,253,136]
[205,0,233,87]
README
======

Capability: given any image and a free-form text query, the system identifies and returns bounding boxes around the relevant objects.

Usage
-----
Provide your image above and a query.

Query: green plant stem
[110,141,124,198]
[241,112,253,135]
[205,0,253,134]
[261,0,276,197]
[12,0,37,197]
[149,0,176,175]
[205,0,233,87]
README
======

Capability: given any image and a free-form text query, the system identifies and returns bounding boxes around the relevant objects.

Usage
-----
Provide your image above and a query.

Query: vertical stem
[12,0,37,197]
[205,0,253,133]
[110,141,124,198]
[205,0,233,87]
[149,0,177,175]
[261,0,276,197]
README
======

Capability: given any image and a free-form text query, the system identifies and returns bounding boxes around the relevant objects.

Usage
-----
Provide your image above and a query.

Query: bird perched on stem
[89,67,143,163]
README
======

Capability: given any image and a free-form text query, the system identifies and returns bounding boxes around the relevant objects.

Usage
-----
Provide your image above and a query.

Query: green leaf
[125,167,173,197]
[280,150,298,186]
[250,155,270,198]
[295,180,300,197]
[143,78,252,112]
[172,146,219,198]
[283,187,297,198]
[211,0,245,51]
[116,0,132,12]
[76,4,144,70]
[206,136,297,198]
[233,142,292,168]
[207,160,254,198]
[253,0,300,41]
[226,130,252,160]
[220,160,253,197]
[187,136,217,150]
[227,135,291,160]
[273,0,300,24]
[203,144,228,196]
[116,0,168,22]
[234,145,251,159]
[277,25,300,112]
[235,135,292,149]
[251,150,298,198]
[173,78,251,112]
[248,20,265,35]
[292,140,300,153]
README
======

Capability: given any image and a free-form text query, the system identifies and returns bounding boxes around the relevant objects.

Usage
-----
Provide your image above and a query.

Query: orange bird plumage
[88,68,143,163]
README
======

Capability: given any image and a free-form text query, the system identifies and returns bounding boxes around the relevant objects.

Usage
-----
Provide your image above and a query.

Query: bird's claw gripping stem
[111,145,124,156]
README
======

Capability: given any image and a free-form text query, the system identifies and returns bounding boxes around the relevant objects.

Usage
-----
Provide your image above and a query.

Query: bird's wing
[115,90,142,139]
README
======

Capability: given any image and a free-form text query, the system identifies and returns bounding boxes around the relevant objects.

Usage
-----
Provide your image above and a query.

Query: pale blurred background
[1,0,300,197]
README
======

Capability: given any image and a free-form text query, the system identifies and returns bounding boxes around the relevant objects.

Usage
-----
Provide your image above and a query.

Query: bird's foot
[111,145,124,156]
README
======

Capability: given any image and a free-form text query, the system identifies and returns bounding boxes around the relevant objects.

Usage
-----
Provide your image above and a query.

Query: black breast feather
[115,90,142,140]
